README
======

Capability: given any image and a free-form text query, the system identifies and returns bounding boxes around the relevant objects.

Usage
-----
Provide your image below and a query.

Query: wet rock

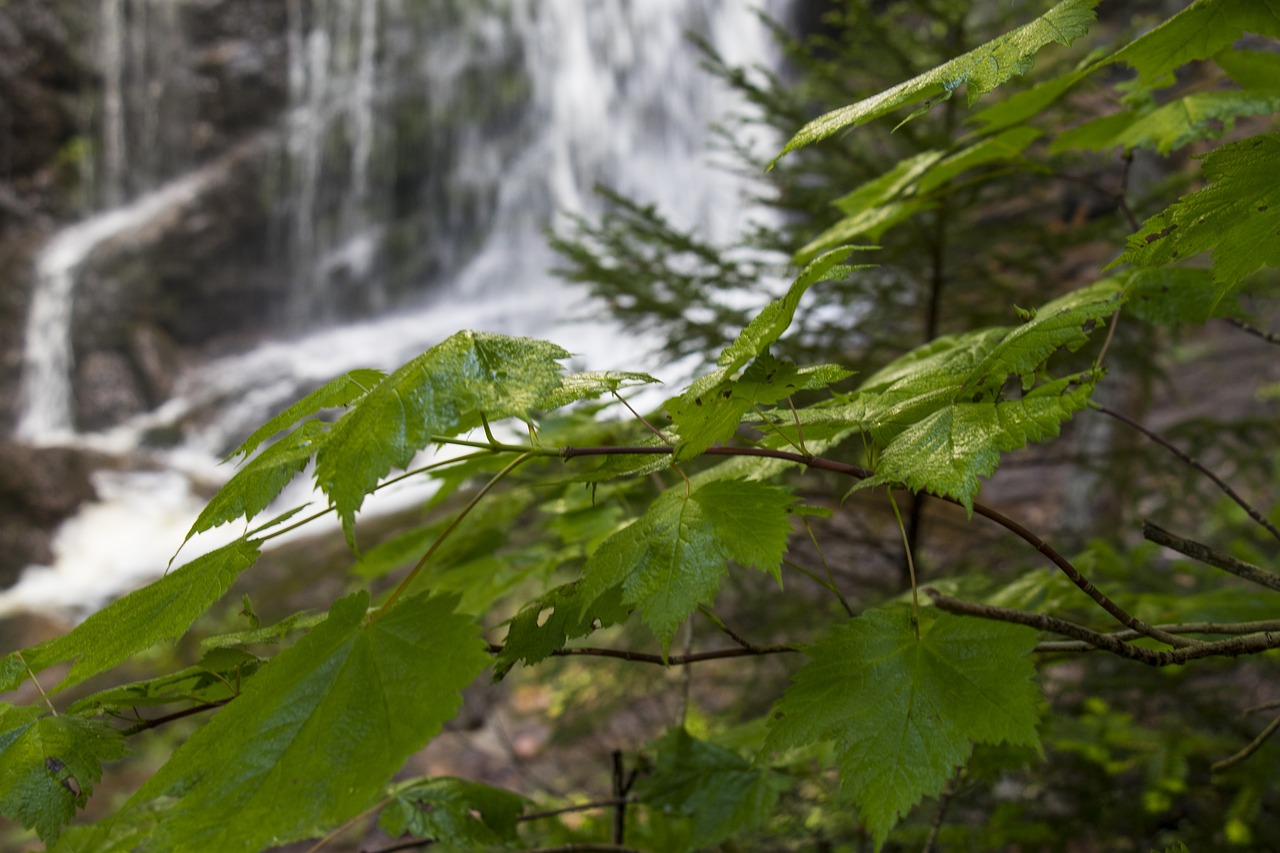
[74,350,149,431]
[0,440,105,588]
[0,440,101,522]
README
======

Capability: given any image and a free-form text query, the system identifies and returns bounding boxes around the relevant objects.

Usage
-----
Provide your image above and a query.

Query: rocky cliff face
[0,0,295,434]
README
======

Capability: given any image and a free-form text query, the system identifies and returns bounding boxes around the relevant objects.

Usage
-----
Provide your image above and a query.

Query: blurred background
[0,0,800,615]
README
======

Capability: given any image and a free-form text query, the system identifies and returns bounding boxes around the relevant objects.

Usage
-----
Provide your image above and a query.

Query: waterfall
[4,0,790,613]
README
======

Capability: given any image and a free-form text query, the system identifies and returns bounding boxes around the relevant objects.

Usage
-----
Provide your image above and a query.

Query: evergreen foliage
[2,1,1279,850]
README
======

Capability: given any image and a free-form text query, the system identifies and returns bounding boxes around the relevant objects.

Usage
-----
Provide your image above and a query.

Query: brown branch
[1144,521,1280,593]
[1224,316,1280,345]
[487,642,797,666]
[562,443,1182,646]
[1211,712,1280,774]
[1036,619,1280,652]
[1097,405,1280,543]
[927,590,1280,666]
[122,700,229,736]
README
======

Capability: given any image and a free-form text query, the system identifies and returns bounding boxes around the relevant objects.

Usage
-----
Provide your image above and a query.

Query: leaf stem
[372,451,535,620]
[887,489,920,633]
[799,519,855,617]
[17,652,56,716]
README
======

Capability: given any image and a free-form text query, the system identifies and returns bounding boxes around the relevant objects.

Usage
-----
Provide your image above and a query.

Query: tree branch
[927,590,1280,665]
[1096,405,1280,543]
[1144,521,1280,593]
[1211,712,1280,774]
[1224,316,1280,345]
[486,642,797,666]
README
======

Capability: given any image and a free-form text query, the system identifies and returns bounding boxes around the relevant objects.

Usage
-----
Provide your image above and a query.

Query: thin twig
[1212,712,1280,773]
[922,772,961,853]
[521,798,636,822]
[698,605,761,652]
[373,452,534,619]
[887,489,920,631]
[1144,522,1280,592]
[1244,699,1280,715]
[613,390,672,443]
[17,653,56,717]
[1098,405,1280,543]
[801,517,855,617]
[928,590,1280,666]
[1093,307,1122,369]
[1035,619,1280,652]
[122,700,229,736]
[1225,317,1280,345]
[304,795,388,853]
[486,642,796,667]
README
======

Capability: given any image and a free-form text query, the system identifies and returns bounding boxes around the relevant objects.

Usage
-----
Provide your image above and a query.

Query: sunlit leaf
[1116,134,1280,286]
[186,420,327,542]
[770,0,1099,164]
[579,479,794,650]
[1054,91,1280,155]
[1110,0,1280,90]
[314,331,570,539]
[230,368,385,460]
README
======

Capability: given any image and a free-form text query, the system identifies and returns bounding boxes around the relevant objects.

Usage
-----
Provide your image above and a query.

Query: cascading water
[3,0,790,615]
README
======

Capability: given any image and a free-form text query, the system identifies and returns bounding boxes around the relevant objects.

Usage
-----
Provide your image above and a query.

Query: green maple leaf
[770,0,1099,165]
[379,777,527,846]
[579,479,793,650]
[667,353,852,461]
[494,582,629,678]
[0,705,127,844]
[763,604,1042,850]
[634,727,786,848]
[800,127,1042,260]
[0,538,261,694]
[855,375,1096,510]
[1116,133,1280,287]
[1111,0,1280,90]
[116,591,490,852]
[314,331,570,540]
[1054,91,1280,156]
[186,420,327,542]
[229,368,385,460]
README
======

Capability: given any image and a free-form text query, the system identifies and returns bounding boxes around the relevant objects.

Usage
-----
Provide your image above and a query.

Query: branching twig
[1097,405,1280,543]
[928,590,1280,666]
[1144,521,1280,592]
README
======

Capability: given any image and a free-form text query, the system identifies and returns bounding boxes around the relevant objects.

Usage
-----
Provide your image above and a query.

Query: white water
[2,0,787,616]
[15,159,234,441]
